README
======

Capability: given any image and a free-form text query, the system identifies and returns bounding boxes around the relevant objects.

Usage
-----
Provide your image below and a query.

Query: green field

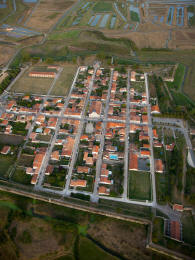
[79,237,118,260]
[167,64,185,90]
[12,168,32,185]
[48,30,80,41]
[93,2,113,12]
[51,64,77,96]
[11,68,53,94]
[130,11,140,22]
[0,155,15,178]
[129,171,151,201]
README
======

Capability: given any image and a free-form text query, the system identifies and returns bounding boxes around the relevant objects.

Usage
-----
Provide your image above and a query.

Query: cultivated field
[129,171,151,201]
[25,0,75,32]
[11,67,53,94]
[51,63,77,96]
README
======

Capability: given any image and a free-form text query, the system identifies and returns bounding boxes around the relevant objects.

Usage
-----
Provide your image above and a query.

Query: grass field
[12,167,32,185]
[11,68,53,94]
[79,236,118,260]
[48,30,80,41]
[182,212,195,245]
[137,49,195,101]
[0,155,14,178]
[93,2,113,13]
[128,171,151,201]
[167,64,185,90]
[51,64,77,96]
[18,154,34,168]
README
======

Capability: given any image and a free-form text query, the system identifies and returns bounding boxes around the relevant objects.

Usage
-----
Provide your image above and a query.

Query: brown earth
[26,0,75,32]
[0,45,15,66]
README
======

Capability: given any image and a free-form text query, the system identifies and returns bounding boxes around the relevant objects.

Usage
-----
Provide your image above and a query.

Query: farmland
[51,64,77,96]
[129,171,151,201]
[11,67,54,94]
[25,0,76,32]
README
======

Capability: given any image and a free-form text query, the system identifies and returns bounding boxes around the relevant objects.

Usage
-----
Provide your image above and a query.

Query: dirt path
[181,148,187,204]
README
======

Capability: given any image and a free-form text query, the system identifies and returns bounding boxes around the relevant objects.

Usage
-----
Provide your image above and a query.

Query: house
[1,146,11,155]
[33,152,46,170]
[131,71,136,82]
[89,101,102,118]
[51,151,60,161]
[98,186,110,196]
[142,115,149,124]
[155,159,164,173]
[140,150,150,157]
[166,143,175,151]
[154,141,163,148]
[31,174,38,185]
[29,71,56,78]
[129,152,138,171]
[153,129,158,139]
[151,105,160,114]
[70,179,87,187]
[165,220,182,242]
[173,204,184,212]
[92,145,99,155]
[26,167,34,175]
[45,165,54,175]
[77,166,90,174]
[99,176,112,185]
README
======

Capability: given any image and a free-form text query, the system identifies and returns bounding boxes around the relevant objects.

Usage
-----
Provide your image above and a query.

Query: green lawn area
[129,171,151,201]
[93,2,113,12]
[152,217,164,245]
[11,68,53,95]
[182,212,195,245]
[155,173,169,204]
[79,237,118,260]
[166,64,185,90]
[51,64,77,96]
[0,155,15,178]
[170,91,195,109]
[48,30,80,41]
[130,11,140,22]
[44,168,67,188]
[12,168,32,185]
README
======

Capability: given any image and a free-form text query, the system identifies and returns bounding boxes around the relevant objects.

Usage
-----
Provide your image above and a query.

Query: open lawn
[0,155,15,178]
[137,49,195,101]
[93,2,113,13]
[12,167,32,185]
[129,171,151,201]
[51,64,77,96]
[79,236,118,260]
[182,212,195,245]
[11,67,53,94]
[48,30,80,41]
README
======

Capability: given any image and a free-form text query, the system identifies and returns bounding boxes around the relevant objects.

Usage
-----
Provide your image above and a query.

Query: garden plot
[129,5,140,22]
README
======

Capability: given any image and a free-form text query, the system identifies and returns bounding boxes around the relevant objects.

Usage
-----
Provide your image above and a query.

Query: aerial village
[0,63,193,243]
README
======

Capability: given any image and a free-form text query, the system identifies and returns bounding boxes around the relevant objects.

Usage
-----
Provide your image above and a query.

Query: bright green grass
[48,30,80,40]
[78,225,88,236]
[79,237,118,260]
[12,168,32,185]
[130,11,140,22]
[171,91,195,108]
[129,171,151,201]
[93,2,113,13]
[167,64,185,90]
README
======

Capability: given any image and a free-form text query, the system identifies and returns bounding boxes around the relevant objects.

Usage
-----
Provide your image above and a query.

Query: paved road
[62,64,100,196]
[35,67,80,188]
[145,73,157,206]
[123,70,130,200]
[92,68,114,202]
